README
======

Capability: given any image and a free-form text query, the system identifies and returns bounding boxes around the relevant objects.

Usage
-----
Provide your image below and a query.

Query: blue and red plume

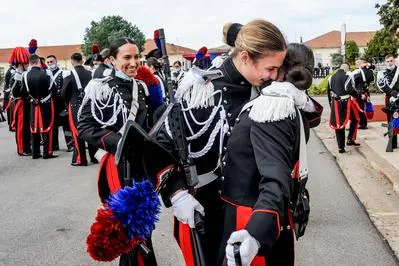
[135,66,164,108]
[91,44,100,55]
[195,46,208,61]
[153,31,162,52]
[28,39,38,54]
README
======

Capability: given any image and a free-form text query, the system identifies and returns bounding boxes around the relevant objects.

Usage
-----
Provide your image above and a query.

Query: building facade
[304,31,376,67]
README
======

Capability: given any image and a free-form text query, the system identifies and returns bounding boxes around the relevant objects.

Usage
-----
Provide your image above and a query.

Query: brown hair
[385,54,395,60]
[223,19,287,61]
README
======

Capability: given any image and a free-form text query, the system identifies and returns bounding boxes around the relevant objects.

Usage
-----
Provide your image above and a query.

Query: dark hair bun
[223,23,242,47]
[285,66,312,90]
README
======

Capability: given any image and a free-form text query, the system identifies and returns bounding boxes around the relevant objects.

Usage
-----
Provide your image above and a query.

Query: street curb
[355,143,399,194]
[312,126,399,262]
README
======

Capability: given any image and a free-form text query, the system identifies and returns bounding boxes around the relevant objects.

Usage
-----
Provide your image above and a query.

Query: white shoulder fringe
[174,69,215,109]
[249,82,296,123]
[84,77,114,102]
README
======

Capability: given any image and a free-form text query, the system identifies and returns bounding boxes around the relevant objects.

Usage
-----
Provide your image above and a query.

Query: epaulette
[174,68,224,109]
[249,82,296,123]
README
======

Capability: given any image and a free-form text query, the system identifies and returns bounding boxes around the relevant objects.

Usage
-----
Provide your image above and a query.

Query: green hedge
[309,70,337,95]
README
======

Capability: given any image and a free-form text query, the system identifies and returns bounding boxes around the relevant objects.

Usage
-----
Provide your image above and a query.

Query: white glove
[226,230,260,266]
[171,190,205,228]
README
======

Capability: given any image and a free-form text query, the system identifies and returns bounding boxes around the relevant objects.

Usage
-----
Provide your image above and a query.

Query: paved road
[0,122,397,266]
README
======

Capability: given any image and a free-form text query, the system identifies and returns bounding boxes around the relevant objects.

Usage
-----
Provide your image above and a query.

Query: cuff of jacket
[245,209,281,248]
[100,131,121,154]
[159,169,186,208]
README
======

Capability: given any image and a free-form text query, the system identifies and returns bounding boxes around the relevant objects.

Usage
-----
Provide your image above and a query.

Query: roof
[142,39,195,56]
[0,39,195,63]
[304,31,376,49]
[0,44,82,63]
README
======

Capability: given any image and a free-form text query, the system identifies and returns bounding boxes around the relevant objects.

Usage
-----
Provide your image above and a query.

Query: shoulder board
[249,82,296,123]
[191,68,224,82]
[103,68,112,77]
[175,68,217,109]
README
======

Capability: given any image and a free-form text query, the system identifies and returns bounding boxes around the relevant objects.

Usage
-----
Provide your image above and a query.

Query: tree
[345,41,359,65]
[331,53,343,68]
[375,0,399,38]
[364,29,399,61]
[82,16,146,56]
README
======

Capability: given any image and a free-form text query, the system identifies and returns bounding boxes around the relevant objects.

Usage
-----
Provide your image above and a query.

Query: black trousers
[358,99,367,128]
[385,96,398,148]
[32,132,52,157]
[335,107,359,149]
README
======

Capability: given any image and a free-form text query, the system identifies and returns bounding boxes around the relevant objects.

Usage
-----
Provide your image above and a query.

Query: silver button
[139,90,143,94]
[223,147,227,151]
[222,161,226,166]
[227,131,231,136]
[227,112,232,117]
[142,97,145,100]
[240,81,245,85]
[230,126,233,131]
[145,105,149,108]
[235,118,240,122]
[223,100,228,104]
[223,87,227,92]
[246,108,250,112]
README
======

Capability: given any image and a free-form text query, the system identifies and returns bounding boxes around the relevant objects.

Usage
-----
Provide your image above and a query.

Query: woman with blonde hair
[155,19,288,265]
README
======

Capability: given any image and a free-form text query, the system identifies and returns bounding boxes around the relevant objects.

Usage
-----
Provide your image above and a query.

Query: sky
[0,0,385,50]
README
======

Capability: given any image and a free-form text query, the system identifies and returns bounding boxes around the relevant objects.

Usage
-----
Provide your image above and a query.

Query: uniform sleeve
[12,74,27,98]
[245,118,297,249]
[77,97,121,154]
[327,77,332,104]
[60,76,73,103]
[377,71,398,97]
[155,123,186,207]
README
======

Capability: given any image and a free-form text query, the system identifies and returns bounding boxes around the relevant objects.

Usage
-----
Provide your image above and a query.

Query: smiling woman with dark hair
[78,37,164,266]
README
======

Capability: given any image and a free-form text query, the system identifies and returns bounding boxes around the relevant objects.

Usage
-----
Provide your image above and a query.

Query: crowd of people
[0,19,336,266]
[327,55,399,154]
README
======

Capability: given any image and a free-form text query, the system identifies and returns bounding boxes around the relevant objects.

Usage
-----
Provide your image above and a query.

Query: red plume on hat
[28,39,38,54]
[8,47,30,65]
[91,44,100,55]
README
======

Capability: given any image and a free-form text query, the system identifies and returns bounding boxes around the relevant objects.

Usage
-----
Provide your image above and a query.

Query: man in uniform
[328,63,361,153]
[3,65,16,131]
[11,62,32,156]
[351,59,374,129]
[46,55,73,151]
[377,54,399,148]
[61,53,96,166]
[23,54,57,159]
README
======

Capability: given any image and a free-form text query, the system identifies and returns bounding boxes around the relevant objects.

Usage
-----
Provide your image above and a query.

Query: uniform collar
[221,57,251,86]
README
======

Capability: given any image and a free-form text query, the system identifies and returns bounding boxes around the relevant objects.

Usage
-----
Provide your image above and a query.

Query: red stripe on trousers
[350,99,360,141]
[15,99,24,154]
[68,104,81,164]
[333,99,341,129]
[178,223,195,266]
[235,205,267,266]
[97,153,121,199]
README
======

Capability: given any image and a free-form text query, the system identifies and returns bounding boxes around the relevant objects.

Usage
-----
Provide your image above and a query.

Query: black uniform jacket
[222,107,309,249]
[61,66,92,123]
[78,73,149,154]
[156,57,254,206]
[21,67,53,100]
[378,66,399,97]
